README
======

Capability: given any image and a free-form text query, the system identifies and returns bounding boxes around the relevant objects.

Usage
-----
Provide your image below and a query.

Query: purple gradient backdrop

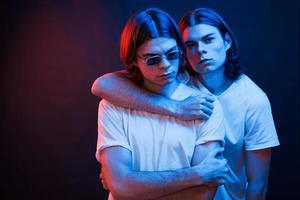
[1,0,298,199]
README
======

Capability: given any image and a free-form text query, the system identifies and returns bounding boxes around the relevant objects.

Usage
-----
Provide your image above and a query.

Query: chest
[126,112,196,148]
[123,111,197,170]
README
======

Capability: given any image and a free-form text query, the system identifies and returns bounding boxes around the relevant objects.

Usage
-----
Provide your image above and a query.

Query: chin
[164,77,176,85]
[192,65,207,74]
[201,64,222,72]
[163,78,174,84]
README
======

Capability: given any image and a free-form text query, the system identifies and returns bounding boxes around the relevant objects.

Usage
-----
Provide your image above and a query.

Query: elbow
[91,76,106,97]
[91,77,101,96]
[110,186,139,200]
[109,178,139,200]
[91,72,121,97]
[109,182,128,200]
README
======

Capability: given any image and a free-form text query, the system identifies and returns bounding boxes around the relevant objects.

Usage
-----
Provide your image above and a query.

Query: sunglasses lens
[167,51,180,60]
[146,56,162,66]
[143,51,180,66]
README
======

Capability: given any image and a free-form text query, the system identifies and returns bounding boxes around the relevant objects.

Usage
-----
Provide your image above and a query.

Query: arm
[100,144,228,200]
[100,146,208,200]
[246,148,271,200]
[91,70,214,120]
[244,93,279,199]
[157,142,228,200]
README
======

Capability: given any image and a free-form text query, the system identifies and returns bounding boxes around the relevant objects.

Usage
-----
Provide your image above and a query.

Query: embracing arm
[91,70,214,120]
[246,148,271,200]
[100,146,206,200]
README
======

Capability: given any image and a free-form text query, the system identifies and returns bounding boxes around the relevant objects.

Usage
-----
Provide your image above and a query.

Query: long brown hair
[120,7,186,84]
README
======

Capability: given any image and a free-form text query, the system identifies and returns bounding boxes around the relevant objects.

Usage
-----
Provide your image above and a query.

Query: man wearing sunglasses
[96,8,228,200]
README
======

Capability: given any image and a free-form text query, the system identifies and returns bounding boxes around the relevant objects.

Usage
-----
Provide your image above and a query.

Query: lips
[160,73,171,77]
[199,58,212,64]
[159,72,173,78]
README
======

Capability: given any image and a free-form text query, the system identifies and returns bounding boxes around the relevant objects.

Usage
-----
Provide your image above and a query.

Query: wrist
[156,96,178,116]
[190,165,205,186]
[166,99,182,117]
[177,165,205,187]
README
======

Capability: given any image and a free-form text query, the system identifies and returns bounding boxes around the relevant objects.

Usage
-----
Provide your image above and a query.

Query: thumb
[207,146,224,158]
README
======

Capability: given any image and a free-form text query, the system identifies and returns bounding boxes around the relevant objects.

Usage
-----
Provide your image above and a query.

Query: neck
[199,66,232,95]
[142,79,180,98]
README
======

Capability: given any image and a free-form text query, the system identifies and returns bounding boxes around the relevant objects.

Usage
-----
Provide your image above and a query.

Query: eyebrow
[142,45,178,57]
[185,33,216,44]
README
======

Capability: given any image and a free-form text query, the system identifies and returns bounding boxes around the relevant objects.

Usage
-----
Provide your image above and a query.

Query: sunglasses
[138,50,181,66]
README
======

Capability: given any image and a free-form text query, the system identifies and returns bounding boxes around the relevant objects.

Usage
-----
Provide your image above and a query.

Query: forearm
[246,181,268,200]
[91,70,177,116]
[179,142,225,200]
[110,167,200,200]
[246,149,271,200]
[156,142,225,200]
[158,186,216,200]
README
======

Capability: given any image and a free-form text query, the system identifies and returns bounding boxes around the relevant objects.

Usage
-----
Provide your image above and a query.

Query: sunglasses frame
[137,50,181,67]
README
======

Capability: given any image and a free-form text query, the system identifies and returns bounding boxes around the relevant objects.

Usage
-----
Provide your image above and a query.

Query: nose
[197,42,207,54]
[159,57,171,70]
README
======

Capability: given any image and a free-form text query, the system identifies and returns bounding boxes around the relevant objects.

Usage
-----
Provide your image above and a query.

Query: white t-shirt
[183,73,280,200]
[96,83,225,199]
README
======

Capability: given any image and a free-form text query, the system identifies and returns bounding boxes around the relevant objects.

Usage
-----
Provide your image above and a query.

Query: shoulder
[98,99,128,118]
[170,83,200,101]
[235,74,271,108]
[99,99,118,111]
[195,98,224,127]
[195,98,225,145]
[209,99,224,123]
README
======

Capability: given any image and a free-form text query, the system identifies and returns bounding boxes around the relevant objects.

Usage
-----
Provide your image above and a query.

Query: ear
[224,33,232,51]
[132,59,139,69]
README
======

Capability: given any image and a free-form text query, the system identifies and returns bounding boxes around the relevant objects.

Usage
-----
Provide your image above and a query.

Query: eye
[167,51,180,60]
[185,42,197,48]
[146,56,161,66]
[204,37,214,43]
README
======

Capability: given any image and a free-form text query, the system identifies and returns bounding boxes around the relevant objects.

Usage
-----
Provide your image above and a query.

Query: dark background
[1,0,298,199]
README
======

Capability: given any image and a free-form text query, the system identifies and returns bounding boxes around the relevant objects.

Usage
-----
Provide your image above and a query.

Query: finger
[224,164,229,173]
[207,182,222,187]
[203,94,215,102]
[218,178,226,185]
[100,173,109,190]
[218,159,228,172]
[222,172,228,181]
[200,105,213,116]
[101,179,109,190]
[201,101,214,110]
[198,111,210,120]
[102,184,108,190]
[192,93,215,102]
[208,147,225,158]
[101,180,106,188]
[209,178,225,186]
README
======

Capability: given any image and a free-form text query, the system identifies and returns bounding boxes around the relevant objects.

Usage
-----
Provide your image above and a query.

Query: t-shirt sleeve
[95,100,131,162]
[195,100,225,146]
[244,93,280,150]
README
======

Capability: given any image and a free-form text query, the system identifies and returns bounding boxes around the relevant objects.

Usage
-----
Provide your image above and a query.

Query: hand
[194,147,228,186]
[175,93,215,120]
[99,171,109,191]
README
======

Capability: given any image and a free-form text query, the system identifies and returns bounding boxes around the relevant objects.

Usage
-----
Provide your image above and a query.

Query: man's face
[135,37,180,88]
[182,24,230,75]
